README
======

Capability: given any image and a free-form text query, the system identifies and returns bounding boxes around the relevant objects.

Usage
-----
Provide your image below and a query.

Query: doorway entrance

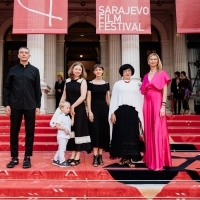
[3,26,27,85]
[65,23,100,81]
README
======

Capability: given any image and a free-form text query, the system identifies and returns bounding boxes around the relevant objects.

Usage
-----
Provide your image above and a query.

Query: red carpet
[0,151,200,199]
[0,114,200,199]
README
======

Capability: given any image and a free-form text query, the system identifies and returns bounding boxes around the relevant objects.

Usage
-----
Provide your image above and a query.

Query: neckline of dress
[123,80,130,83]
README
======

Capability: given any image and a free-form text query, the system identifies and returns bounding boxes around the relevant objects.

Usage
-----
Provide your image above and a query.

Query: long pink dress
[140,70,172,170]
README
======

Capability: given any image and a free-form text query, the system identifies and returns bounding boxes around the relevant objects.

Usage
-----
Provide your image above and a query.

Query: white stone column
[100,35,109,82]
[174,32,188,73]
[0,40,4,106]
[161,40,171,77]
[56,35,65,77]
[44,34,57,113]
[121,35,140,81]
[27,34,50,114]
[108,35,121,89]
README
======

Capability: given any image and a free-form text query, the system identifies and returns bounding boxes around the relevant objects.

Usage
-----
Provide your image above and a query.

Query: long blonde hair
[68,62,87,79]
[147,53,162,72]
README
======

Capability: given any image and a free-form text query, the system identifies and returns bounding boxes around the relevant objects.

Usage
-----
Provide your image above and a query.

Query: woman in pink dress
[140,53,172,171]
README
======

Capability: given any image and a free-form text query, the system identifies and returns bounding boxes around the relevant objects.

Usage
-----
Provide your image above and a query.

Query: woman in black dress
[87,64,110,167]
[109,64,144,168]
[60,62,91,166]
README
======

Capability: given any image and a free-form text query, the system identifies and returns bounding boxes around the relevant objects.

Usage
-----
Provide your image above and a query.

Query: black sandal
[127,159,135,168]
[118,158,128,165]
[93,155,98,167]
[67,159,74,164]
[70,159,80,166]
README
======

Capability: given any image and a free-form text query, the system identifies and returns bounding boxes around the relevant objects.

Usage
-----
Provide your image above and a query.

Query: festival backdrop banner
[176,0,200,33]
[13,0,68,34]
[96,0,151,34]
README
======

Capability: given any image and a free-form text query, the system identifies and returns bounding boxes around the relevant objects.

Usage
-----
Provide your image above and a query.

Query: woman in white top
[109,64,144,168]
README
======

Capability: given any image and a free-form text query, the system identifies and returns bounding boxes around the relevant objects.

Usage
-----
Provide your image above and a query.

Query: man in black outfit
[55,74,65,109]
[3,47,42,169]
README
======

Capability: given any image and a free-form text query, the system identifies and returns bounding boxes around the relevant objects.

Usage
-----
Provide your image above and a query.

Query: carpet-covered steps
[167,115,200,151]
[0,152,200,199]
[0,115,58,151]
[0,114,200,151]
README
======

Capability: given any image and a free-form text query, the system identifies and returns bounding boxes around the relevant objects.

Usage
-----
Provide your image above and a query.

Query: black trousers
[10,107,36,157]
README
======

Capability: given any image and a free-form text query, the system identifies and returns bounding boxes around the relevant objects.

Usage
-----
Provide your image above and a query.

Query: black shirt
[3,63,42,110]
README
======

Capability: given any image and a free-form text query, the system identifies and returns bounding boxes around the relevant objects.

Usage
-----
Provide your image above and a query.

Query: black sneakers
[6,157,19,168]
[23,157,31,169]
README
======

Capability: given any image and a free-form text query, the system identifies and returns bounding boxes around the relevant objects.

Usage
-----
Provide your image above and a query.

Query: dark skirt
[67,104,91,151]
[110,105,142,161]
[88,101,110,151]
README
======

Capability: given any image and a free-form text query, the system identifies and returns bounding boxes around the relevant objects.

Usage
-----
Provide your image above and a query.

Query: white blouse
[109,80,144,140]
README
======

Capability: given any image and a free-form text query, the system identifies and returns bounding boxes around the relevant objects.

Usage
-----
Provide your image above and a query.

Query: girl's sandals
[70,159,80,166]
[118,158,129,165]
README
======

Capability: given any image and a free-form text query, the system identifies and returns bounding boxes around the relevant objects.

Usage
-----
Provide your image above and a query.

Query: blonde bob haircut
[147,53,163,72]
[68,62,87,79]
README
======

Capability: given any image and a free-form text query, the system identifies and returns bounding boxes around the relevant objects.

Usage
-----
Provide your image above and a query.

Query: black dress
[65,78,91,151]
[88,82,110,152]
[55,80,65,109]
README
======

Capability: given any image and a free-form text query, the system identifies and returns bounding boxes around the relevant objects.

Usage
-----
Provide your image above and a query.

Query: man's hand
[35,108,40,116]
[5,106,11,115]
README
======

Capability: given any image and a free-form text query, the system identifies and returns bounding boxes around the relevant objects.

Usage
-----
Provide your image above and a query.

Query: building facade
[0,0,199,113]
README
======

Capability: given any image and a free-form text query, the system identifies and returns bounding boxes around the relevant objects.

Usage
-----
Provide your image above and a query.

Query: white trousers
[53,136,68,163]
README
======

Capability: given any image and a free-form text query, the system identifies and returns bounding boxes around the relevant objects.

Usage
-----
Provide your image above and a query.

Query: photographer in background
[179,71,192,115]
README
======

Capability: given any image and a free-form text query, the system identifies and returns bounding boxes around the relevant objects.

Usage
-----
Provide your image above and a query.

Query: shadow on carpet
[103,155,200,184]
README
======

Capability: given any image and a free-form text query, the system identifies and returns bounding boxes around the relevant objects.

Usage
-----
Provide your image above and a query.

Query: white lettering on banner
[98,5,149,32]
[98,6,149,15]
[17,0,62,27]
[99,22,144,31]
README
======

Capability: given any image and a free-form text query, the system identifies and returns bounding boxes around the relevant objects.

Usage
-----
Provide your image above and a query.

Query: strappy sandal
[70,159,80,166]
[127,159,135,168]
[67,159,74,164]
[118,158,128,165]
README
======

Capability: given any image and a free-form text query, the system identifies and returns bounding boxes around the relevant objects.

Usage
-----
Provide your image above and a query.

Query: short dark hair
[181,71,186,76]
[93,64,104,71]
[119,64,135,76]
[174,71,180,77]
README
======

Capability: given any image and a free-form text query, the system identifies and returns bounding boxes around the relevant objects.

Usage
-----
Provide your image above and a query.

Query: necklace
[149,70,156,74]
[124,80,130,83]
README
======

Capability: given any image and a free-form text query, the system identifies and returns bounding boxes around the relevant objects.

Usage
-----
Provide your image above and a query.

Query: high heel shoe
[93,155,98,167]
[98,154,104,165]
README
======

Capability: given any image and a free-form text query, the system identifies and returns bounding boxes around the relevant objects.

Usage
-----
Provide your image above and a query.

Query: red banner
[96,0,151,34]
[176,0,200,33]
[13,0,68,34]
